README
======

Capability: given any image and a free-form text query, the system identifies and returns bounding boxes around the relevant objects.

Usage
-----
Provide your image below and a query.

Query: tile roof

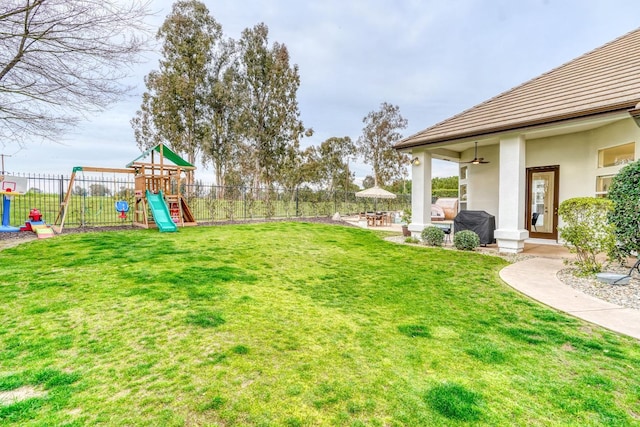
[396,27,640,149]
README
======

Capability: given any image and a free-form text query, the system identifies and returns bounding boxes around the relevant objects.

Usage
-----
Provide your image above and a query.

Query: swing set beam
[53,166,137,233]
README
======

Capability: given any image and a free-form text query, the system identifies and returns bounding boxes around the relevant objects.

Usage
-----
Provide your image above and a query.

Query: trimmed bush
[453,230,480,251]
[432,188,459,199]
[421,226,445,246]
[607,160,640,260]
[558,197,615,274]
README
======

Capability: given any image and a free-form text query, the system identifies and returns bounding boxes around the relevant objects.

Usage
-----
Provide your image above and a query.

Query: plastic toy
[115,200,129,219]
[0,175,27,232]
[19,208,55,239]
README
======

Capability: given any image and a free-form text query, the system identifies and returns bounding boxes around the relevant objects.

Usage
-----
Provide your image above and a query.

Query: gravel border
[557,266,640,310]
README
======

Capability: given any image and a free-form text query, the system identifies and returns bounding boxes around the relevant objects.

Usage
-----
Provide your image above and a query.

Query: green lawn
[0,222,639,426]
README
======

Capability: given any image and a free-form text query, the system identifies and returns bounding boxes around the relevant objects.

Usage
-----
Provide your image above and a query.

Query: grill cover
[453,210,496,245]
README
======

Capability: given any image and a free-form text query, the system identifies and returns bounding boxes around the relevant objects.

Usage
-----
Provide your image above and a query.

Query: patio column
[409,151,432,237]
[494,135,529,253]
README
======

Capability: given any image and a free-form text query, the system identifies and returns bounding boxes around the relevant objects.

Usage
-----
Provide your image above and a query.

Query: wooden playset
[55,143,197,233]
[127,143,196,231]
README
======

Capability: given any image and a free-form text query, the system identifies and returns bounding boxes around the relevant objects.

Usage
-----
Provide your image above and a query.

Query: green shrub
[432,188,459,199]
[607,160,640,260]
[421,226,445,246]
[453,230,479,251]
[558,197,615,274]
[400,208,411,224]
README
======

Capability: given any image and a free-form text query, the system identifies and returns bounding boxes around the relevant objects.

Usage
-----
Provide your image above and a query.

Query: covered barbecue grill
[453,210,496,246]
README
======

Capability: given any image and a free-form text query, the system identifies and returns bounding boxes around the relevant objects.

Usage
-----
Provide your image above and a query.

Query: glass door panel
[527,166,559,240]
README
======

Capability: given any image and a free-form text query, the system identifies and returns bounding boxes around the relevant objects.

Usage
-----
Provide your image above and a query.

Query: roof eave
[395,104,637,150]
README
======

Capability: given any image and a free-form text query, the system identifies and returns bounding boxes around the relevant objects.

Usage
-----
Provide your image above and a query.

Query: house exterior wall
[456,117,639,244]
[464,145,500,222]
[526,133,591,202]
[526,118,639,223]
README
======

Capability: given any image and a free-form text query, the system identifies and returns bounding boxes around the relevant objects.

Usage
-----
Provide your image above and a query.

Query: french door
[526,166,559,240]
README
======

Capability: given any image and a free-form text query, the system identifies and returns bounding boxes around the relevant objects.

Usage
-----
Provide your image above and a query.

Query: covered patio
[340,214,574,259]
[395,28,640,254]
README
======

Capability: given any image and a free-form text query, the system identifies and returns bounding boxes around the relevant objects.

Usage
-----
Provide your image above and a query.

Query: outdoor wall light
[411,157,420,166]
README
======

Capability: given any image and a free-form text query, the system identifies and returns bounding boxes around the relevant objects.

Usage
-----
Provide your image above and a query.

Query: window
[598,142,635,168]
[459,184,467,211]
[460,166,467,180]
[595,175,614,198]
[459,165,468,211]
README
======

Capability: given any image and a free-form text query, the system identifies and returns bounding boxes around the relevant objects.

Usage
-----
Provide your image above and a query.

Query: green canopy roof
[126,144,195,169]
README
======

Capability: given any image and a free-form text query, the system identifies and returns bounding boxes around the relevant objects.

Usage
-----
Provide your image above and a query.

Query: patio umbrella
[355,186,396,210]
[355,186,397,199]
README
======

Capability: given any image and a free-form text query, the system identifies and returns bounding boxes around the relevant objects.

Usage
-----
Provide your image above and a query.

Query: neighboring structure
[395,28,640,253]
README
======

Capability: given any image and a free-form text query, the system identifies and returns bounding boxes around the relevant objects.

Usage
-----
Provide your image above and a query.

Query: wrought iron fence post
[81,186,86,227]
[243,186,247,220]
[59,175,64,205]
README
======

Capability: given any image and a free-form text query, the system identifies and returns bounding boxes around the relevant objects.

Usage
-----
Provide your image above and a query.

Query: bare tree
[0,0,151,144]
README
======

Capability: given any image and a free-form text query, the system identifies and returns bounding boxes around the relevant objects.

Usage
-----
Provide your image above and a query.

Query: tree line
[1,0,419,194]
[130,0,410,193]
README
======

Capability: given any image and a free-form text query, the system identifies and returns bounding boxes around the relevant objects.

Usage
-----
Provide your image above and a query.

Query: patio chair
[375,212,385,226]
[434,198,458,220]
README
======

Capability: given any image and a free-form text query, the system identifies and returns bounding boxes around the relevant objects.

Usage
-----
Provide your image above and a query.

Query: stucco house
[395,27,640,254]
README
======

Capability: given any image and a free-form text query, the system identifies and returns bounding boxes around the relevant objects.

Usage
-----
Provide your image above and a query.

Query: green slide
[146,190,177,232]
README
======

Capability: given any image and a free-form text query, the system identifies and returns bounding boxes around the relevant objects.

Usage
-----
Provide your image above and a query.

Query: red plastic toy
[29,208,42,222]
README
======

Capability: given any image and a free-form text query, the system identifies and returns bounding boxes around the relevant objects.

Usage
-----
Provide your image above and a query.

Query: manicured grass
[0,222,639,426]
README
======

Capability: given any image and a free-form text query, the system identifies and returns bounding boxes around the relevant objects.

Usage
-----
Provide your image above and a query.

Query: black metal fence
[1,172,411,228]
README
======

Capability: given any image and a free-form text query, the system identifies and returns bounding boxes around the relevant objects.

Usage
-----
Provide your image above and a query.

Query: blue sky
[4,0,640,185]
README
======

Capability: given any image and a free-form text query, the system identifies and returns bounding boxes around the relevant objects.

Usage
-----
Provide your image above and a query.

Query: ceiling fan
[462,141,490,164]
